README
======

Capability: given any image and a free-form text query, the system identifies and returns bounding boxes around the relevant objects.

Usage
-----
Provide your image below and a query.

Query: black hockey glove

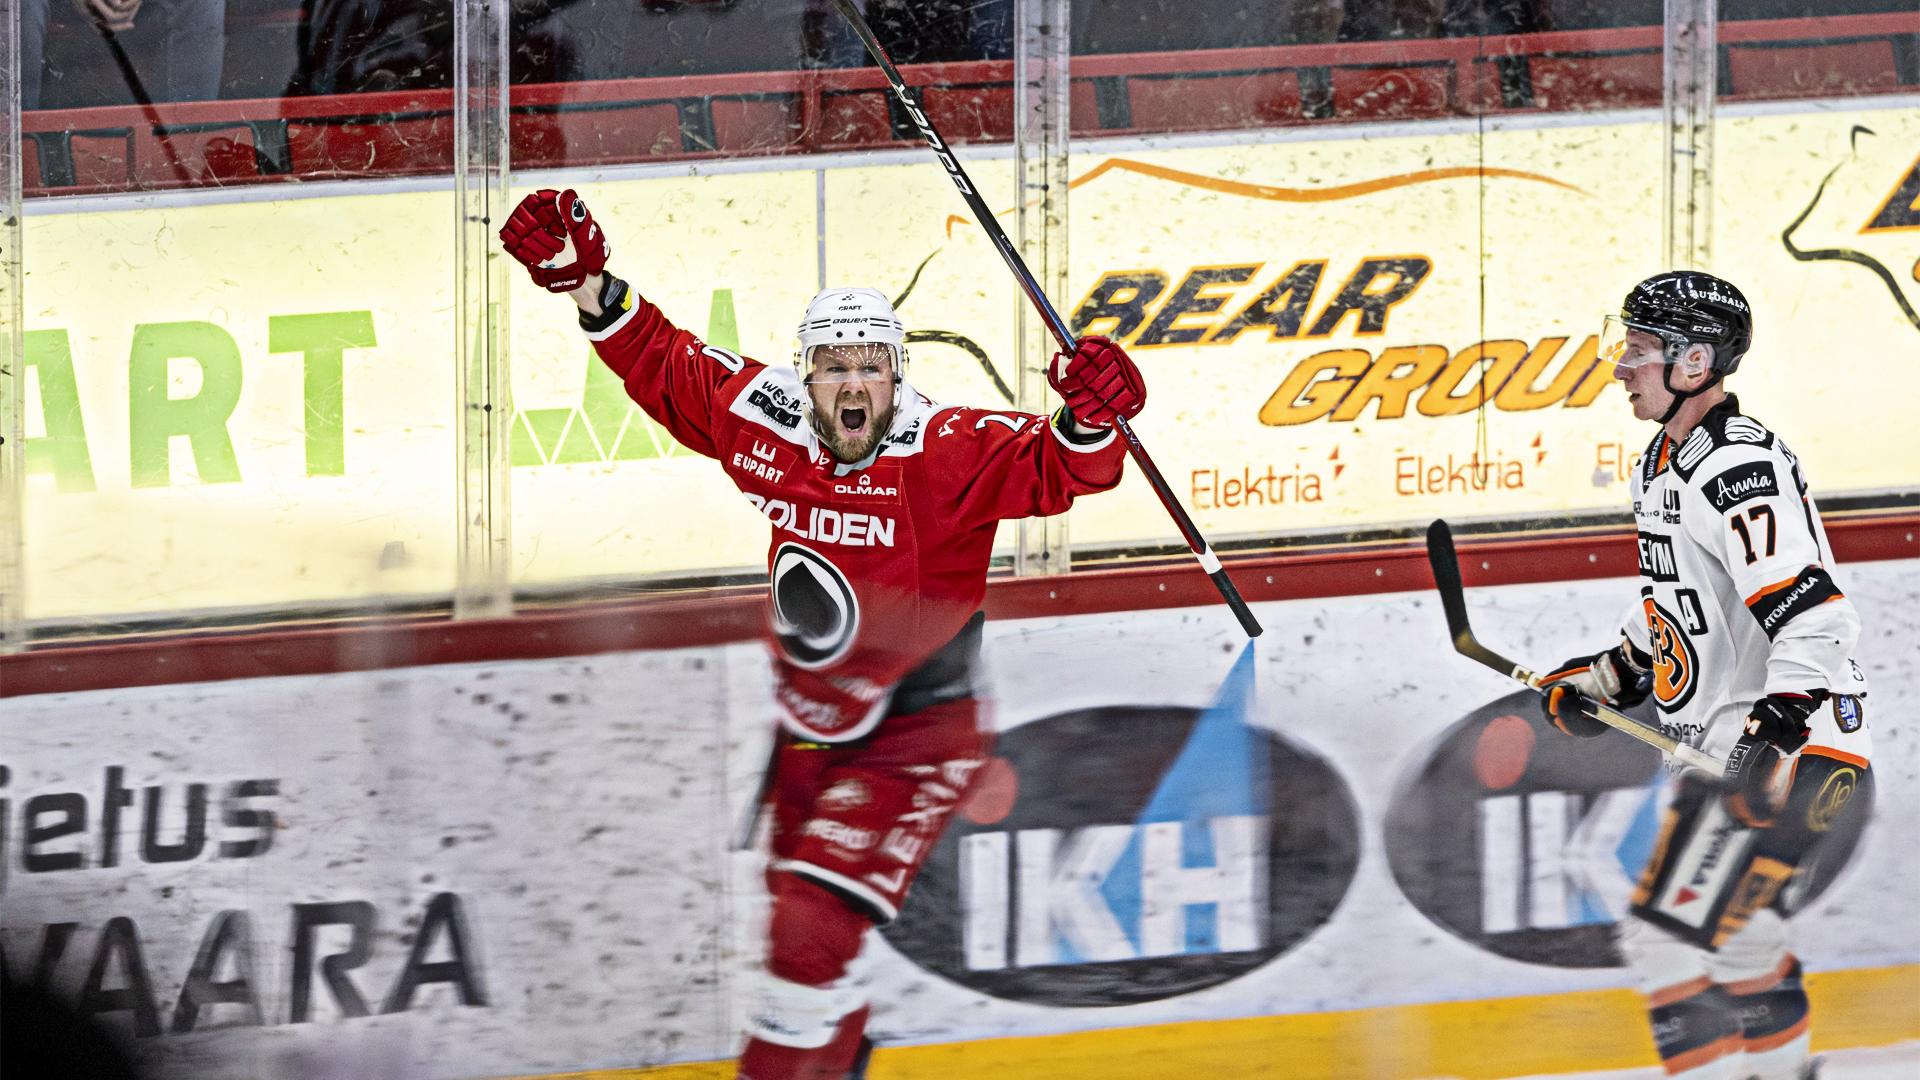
[1538,642,1652,739]
[1742,691,1820,754]
[1723,735,1785,827]
[1722,693,1820,828]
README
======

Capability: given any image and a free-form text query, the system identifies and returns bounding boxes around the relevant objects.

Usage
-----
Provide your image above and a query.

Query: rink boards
[3,558,1917,1079]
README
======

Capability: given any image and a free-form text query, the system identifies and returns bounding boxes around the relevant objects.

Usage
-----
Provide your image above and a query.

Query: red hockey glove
[1538,642,1651,738]
[1050,335,1145,429]
[498,188,610,293]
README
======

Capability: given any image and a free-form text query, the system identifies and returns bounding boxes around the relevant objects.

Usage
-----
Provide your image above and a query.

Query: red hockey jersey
[583,281,1127,741]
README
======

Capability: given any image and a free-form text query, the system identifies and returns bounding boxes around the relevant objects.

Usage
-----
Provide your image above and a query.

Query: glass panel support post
[1,0,24,651]
[1663,0,1716,271]
[453,0,512,619]
[1013,0,1072,577]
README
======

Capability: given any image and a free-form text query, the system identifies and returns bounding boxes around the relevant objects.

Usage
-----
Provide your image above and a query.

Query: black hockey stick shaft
[829,0,1261,639]
[1424,519,1725,773]
[734,733,781,851]
[98,26,193,185]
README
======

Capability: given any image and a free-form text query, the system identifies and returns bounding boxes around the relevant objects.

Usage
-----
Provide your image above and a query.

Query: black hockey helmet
[1618,271,1752,378]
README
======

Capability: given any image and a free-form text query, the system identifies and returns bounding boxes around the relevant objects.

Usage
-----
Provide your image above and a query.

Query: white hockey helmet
[794,287,907,383]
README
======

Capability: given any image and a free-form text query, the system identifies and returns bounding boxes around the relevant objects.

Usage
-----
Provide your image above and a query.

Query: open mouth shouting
[838,406,869,438]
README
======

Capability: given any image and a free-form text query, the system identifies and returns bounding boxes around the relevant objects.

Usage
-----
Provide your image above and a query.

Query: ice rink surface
[1508,1041,1920,1080]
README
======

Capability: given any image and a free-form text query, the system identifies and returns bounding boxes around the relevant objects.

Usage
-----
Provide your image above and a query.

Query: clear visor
[803,342,898,386]
[1598,316,1676,371]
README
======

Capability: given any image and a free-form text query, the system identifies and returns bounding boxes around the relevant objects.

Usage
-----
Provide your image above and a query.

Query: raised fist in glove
[1538,642,1652,738]
[1050,335,1145,429]
[498,188,610,293]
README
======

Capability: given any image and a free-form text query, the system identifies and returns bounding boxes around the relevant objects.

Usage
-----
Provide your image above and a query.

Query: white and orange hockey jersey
[1623,397,1870,764]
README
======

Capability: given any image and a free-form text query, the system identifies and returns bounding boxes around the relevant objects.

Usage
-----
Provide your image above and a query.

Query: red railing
[20,12,1918,196]
[4,509,1914,698]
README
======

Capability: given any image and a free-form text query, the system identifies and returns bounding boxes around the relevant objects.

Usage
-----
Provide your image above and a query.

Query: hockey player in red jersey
[1540,272,1870,1080]
[500,188,1143,1079]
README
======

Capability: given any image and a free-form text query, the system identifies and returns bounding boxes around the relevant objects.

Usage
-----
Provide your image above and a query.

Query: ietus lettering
[744,494,896,547]
[0,767,278,895]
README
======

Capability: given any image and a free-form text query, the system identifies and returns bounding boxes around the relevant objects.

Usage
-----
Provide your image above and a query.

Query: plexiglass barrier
[6,0,1918,638]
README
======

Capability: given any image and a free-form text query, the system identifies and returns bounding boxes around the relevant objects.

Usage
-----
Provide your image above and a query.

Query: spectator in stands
[21,0,225,109]
[287,0,586,95]
[1336,0,1552,41]
[288,0,454,94]
[1335,0,1552,105]
[801,0,1008,71]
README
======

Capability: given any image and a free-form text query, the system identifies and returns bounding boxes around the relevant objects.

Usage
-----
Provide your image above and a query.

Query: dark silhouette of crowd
[19,0,1903,110]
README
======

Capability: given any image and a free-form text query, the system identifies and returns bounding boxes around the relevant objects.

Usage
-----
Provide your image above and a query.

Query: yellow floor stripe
[509,963,1920,1080]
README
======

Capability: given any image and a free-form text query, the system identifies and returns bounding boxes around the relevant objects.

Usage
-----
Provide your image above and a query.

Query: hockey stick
[97,26,194,186]
[1424,519,1726,774]
[733,734,779,851]
[829,0,1262,639]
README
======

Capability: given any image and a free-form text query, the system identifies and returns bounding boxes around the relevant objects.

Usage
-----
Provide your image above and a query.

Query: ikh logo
[1385,692,1870,969]
[881,646,1360,1006]
[1783,125,1920,334]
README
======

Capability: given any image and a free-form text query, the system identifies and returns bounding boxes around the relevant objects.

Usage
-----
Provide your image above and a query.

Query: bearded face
[805,343,898,464]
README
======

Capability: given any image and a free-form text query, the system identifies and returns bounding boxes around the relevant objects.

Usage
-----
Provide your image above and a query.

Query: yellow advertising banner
[21,101,1920,621]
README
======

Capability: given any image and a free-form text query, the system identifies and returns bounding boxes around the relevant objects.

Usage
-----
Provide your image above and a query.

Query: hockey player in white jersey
[1540,271,1870,1080]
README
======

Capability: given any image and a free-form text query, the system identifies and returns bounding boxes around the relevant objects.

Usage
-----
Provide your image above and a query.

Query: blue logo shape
[1836,695,1862,732]
[1088,643,1267,959]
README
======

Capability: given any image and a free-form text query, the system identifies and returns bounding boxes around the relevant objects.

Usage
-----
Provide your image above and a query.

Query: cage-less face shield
[802,342,901,388]
[1599,315,1721,373]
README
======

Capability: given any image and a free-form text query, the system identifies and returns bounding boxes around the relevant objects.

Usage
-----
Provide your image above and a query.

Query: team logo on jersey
[770,542,860,669]
[1642,596,1698,712]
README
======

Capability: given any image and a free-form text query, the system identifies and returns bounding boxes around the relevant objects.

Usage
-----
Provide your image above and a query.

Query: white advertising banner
[22,98,1920,622]
[3,559,1917,1078]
